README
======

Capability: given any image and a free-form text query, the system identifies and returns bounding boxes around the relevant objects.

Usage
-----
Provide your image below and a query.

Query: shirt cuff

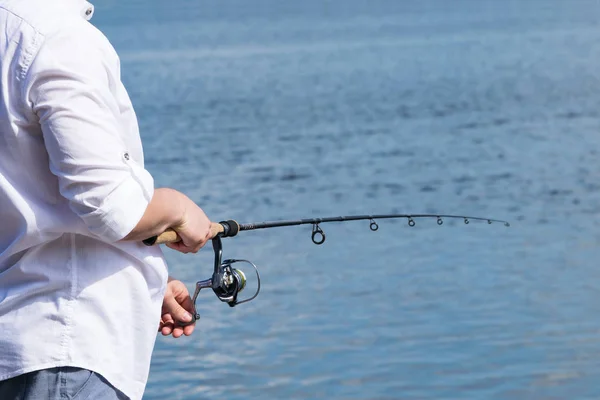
[80,169,154,243]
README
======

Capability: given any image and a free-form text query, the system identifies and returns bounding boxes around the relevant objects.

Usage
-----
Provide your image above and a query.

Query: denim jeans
[0,367,127,400]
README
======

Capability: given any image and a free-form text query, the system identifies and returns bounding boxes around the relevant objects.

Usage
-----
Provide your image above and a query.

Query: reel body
[190,236,260,321]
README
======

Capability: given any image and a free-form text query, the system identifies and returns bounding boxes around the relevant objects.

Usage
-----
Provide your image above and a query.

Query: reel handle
[143,220,240,246]
[190,278,213,321]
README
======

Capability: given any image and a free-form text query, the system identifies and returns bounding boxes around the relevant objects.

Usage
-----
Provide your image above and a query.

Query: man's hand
[122,188,212,254]
[167,194,212,254]
[159,278,196,338]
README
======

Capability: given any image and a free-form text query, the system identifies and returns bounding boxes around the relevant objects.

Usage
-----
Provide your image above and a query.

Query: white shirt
[0,1,169,399]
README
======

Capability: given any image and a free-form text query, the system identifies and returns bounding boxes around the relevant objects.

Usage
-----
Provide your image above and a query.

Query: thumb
[163,295,194,324]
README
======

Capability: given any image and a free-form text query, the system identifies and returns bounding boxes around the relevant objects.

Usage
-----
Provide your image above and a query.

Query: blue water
[94,1,600,398]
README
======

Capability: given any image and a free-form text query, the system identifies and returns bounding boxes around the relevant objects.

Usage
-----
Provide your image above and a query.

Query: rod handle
[143,220,239,246]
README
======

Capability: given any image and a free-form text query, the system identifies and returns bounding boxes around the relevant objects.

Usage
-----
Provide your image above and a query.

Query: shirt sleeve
[24,23,154,243]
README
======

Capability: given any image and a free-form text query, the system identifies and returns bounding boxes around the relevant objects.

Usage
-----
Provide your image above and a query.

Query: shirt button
[123,152,130,161]
[85,8,93,16]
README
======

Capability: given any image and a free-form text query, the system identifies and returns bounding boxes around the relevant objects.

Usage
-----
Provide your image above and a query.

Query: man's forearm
[122,188,185,242]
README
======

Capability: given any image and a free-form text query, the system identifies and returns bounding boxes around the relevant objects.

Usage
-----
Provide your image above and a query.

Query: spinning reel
[190,235,260,321]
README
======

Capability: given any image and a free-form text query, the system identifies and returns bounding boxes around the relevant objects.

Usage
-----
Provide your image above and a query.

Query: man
[0,0,213,398]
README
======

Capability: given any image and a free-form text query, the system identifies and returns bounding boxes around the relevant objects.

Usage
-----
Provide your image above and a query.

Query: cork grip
[143,222,225,246]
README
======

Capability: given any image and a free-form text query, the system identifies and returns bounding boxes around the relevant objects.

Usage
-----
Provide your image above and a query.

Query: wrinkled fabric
[0,1,169,399]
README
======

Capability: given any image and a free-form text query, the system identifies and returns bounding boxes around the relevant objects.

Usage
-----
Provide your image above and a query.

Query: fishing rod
[143,213,510,322]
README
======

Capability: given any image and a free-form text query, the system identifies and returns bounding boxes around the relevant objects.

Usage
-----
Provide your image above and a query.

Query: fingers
[164,241,203,254]
[165,241,191,254]
[190,228,212,252]
[160,314,174,336]
[182,322,195,336]
[159,313,195,337]
[159,279,198,338]
[163,294,194,325]
[165,198,212,254]
[164,230,211,254]
[161,324,173,336]
[178,294,196,336]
